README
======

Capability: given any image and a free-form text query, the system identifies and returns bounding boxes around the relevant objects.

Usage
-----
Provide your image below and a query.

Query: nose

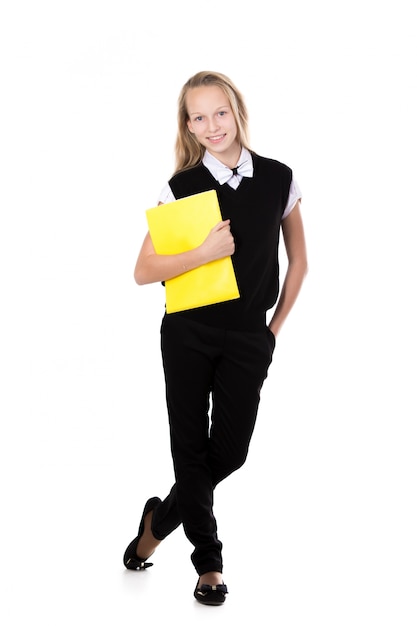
[208,116,220,133]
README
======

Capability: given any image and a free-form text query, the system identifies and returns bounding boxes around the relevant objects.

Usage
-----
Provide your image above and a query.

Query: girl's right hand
[200,220,235,263]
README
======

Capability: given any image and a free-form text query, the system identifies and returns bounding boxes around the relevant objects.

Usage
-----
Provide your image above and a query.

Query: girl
[123,71,308,605]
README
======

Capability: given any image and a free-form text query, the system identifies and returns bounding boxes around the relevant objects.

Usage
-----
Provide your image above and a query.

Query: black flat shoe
[123,496,161,570]
[194,582,228,605]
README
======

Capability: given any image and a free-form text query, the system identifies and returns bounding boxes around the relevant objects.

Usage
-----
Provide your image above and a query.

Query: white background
[1,1,416,624]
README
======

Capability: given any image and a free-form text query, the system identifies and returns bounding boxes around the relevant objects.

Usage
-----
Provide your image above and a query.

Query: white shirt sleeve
[282,179,302,219]
[158,182,176,204]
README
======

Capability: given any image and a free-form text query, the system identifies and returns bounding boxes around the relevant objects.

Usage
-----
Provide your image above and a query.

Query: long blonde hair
[174,71,251,174]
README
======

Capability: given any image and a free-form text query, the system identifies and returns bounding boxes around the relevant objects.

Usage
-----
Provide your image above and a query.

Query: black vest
[168,153,292,330]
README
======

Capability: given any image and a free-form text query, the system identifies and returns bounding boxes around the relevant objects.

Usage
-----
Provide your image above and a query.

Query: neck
[208,143,242,170]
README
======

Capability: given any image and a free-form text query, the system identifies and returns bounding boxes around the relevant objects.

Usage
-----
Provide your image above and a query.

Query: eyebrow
[189,105,230,116]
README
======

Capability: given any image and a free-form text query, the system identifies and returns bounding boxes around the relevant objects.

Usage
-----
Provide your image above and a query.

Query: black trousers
[151,314,275,575]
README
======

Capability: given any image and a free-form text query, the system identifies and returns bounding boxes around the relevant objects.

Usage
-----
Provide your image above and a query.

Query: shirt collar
[202,147,254,185]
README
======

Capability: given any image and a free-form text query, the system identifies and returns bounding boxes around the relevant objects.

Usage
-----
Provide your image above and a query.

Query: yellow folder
[145,189,240,313]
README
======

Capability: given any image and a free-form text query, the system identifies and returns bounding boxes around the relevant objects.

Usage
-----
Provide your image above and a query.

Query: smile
[208,134,226,142]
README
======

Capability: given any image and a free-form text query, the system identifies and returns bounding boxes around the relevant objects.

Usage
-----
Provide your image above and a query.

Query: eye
[218,111,226,117]
[194,115,203,122]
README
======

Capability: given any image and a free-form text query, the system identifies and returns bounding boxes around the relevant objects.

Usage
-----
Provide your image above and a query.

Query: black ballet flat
[194,582,228,605]
[123,496,161,570]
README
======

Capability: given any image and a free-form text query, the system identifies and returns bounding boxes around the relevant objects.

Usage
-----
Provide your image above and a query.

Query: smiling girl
[123,71,308,605]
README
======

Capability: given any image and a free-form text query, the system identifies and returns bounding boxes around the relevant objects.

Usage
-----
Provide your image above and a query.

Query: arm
[134,212,235,285]
[268,200,308,337]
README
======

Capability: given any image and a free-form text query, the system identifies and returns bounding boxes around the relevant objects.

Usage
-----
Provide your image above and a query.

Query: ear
[187,119,194,133]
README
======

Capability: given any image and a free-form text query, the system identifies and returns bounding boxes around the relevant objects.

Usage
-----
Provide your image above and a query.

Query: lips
[208,134,226,143]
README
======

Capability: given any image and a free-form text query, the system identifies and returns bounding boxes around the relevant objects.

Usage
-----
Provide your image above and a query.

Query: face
[186,85,240,166]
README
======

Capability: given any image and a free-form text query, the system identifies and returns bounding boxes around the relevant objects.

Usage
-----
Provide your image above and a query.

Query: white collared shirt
[158,147,302,219]
[203,147,253,188]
